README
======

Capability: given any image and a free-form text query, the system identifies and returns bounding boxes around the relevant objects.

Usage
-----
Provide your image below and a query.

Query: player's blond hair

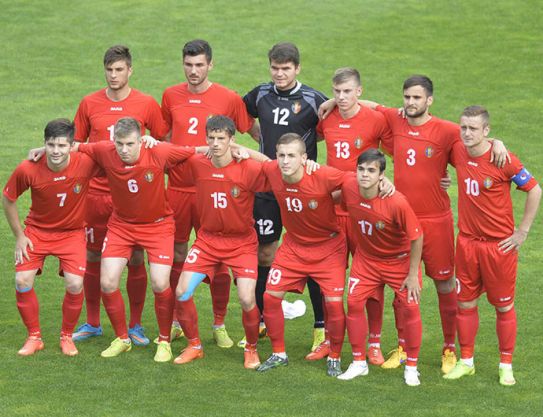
[461,105,490,127]
[333,67,361,86]
[114,117,141,140]
[276,133,306,153]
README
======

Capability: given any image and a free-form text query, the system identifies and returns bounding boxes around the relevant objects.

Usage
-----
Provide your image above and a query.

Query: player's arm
[230,143,270,162]
[2,194,33,264]
[247,120,261,143]
[400,234,423,304]
[489,139,511,168]
[498,183,542,253]
[318,98,383,119]
[378,176,395,198]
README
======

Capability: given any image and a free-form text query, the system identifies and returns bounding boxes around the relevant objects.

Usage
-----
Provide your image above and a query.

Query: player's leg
[323,295,345,377]
[307,277,325,351]
[257,290,289,372]
[60,272,84,356]
[381,294,407,369]
[126,248,149,346]
[210,263,233,347]
[15,269,44,356]
[148,262,175,362]
[237,277,262,369]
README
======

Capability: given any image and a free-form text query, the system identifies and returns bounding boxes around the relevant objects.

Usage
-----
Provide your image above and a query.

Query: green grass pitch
[0,1,541,416]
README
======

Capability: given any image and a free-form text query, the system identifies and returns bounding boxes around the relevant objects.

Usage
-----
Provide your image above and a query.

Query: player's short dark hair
[44,118,75,143]
[276,133,307,153]
[103,45,132,67]
[403,75,433,96]
[357,148,386,173]
[268,42,300,66]
[183,39,212,63]
[206,115,236,137]
[114,117,141,140]
[461,105,490,126]
[333,67,361,86]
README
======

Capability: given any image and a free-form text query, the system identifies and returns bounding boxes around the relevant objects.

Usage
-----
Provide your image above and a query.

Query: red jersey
[74,88,169,193]
[162,82,254,192]
[183,155,269,235]
[341,175,422,260]
[377,106,460,217]
[3,153,100,230]
[317,106,393,171]
[262,162,345,245]
[451,142,538,240]
[78,141,194,224]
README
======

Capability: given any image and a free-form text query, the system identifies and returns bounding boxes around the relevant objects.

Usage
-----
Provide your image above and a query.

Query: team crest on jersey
[375,220,386,231]
[144,171,154,182]
[231,186,240,198]
[73,183,82,194]
[308,199,318,210]
[425,146,434,158]
[291,101,302,114]
[483,177,493,189]
[354,137,363,149]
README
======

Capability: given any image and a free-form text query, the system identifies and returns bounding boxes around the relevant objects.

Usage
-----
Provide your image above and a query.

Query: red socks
[438,290,457,351]
[61,291,84,335]
[154,288,174,342]
[346,299,367,360]
[210,266,231,326]
[496,307,516,364]
[242,306,260,345]
[263,292,285,353]
[101,290,128,339]
[16,288,41,337]
[392,296,406,349]
[170,262,183,322]
[83,261,101,327]
[457,306,479,359]
[403,304,422,367]
[175,298,200,342]
[366,286,384,345]
[126,263,147,328]
[324,300,345,359]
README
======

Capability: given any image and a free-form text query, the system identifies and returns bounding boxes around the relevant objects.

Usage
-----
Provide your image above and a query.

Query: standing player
[173,116,270,369]
[338,149,423,386]
[72,45,169,346]
[244,42,328,351]
[161,39,257,347]
[443,106,540,386]
[3,119,100,357]
[255,133,348,377]
[74,117,204,362]
[314,67,394,365]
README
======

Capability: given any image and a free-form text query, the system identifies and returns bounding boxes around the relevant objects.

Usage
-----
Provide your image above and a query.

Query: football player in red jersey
[444,106,541,386]
[4,119,100,357]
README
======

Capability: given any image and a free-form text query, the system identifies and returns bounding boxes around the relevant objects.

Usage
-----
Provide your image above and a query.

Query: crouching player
[444,106,541,386]
[255,133,348,377]
[339,149,424,386]
[3,119,100,356]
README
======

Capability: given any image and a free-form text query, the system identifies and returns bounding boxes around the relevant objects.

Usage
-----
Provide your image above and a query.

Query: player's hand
[28,147,45,162]
[142,135,159,148]
[304,159,320,174]
[232,146,250,162]
[498,228,528,253]
[15,235,33,265]
[400,274,421,304]
[397,107,406,119]
[489,139,511,168]
[378,176,395,198]
[440,170,452,190]
[318,99,337,120]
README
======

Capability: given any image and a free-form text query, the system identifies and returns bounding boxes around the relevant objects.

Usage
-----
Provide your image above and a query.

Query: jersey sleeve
[145,98,170,139]
[229,92,255,133]
[74,98,90,142]
[3,162,31,201]
[395,195,423,241]
[160,143,195,167]
[160,90,173,131]
[322,165,347,192]
[243,87,259,118]
[248,160,272,192]
[376,112,394,155]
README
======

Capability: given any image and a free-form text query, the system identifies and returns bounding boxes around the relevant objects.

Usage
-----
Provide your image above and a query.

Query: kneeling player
[339,149,424,386]
[256,133,348,377]
[443,106,541,386]
[3,119,100,356]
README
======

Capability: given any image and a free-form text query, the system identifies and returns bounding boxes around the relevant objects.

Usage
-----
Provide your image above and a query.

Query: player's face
[357,160,383,191]
[403,86,433,118]
[206,129,232,158]
[183,54,212,87]
[333,79,362,113]
[45,136,72,170]
[270,60,300,91]
[460,115,490,149]
[276,142,307,178]
[114,131,141,164]
[105,60,132,91]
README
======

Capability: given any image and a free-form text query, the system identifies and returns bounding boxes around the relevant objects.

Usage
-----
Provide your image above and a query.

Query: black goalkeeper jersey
[244,81,328,161]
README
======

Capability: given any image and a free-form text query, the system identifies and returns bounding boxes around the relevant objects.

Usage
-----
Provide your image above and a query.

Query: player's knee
[177,291,193,302]
[458,299,477,310]
[100,277,119,293]
[15,280,33,293]
[496,302,514,313]
[238,292,255,310]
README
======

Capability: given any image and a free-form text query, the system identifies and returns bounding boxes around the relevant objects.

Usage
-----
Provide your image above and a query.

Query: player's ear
[357,85,362,98]
[427,95,434,106]
[295,64,301,76]
[483,124,490,136]
[208,60,214,70]
[127,65,133,78]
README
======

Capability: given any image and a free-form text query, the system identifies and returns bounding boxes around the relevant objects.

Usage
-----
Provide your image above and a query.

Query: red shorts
[348,252,422,304]
[419,211,455,280]
[15,226,86,277]
[455,234,518,307]
[85,192,113,252]
[183,230,258,280]
[102,216,175,265]
[267,234,347,297]
[168,188,200,243]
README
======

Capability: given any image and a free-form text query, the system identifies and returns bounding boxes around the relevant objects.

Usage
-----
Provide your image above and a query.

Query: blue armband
[178,272,207,301]
[16,285,32,293]
[511,168,532,187]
